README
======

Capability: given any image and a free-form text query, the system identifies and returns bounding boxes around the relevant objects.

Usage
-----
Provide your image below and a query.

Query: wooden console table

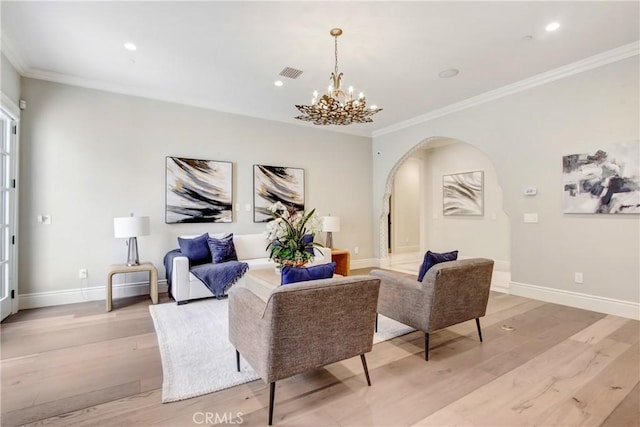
[331,249,351,276]
[107,262,158,312]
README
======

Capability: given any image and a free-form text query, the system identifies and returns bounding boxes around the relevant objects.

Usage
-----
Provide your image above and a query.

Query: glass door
[0,110,16,321]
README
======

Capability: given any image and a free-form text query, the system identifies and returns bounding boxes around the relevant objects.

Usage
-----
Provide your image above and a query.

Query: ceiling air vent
[279,67,303,79]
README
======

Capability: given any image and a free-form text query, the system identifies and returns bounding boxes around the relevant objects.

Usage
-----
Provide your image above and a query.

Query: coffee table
[241,269,342,302]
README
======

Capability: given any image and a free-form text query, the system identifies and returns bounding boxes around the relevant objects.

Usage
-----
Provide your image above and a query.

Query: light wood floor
[1,269,638,427]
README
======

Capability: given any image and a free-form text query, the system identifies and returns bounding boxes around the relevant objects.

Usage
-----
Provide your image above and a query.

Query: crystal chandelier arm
[294,27,382,126]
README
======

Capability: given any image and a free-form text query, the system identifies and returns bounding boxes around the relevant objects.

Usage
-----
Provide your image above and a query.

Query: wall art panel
[563,141,639,214]
[253,165,304,222]
[166,157,233,223]
[443,170,484,216]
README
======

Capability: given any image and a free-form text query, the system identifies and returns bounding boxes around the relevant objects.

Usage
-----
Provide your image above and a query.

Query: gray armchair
[371,258,494,361]
[228,275,381,425]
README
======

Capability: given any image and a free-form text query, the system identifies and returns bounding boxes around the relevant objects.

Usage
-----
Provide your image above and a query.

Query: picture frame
[253,165,305,223]
[562,141,639,214]
[165,156,233,223]
[443,170,484,216]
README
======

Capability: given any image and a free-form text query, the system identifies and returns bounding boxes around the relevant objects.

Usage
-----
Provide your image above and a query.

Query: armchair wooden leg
[375,313,378,333]
[235,350,240,372]
[360,354,371,386]
[268,382,276,425]
[424,332,430,361]
[476,318,483,342]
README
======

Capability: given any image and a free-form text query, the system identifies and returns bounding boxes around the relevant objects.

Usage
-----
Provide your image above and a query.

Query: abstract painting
[253,165,304,222]
[563,141,639,214]
[166,157,233,223]
[443,171,484,216]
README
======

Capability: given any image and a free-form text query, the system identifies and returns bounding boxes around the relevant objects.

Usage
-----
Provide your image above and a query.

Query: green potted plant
[266,202,323,268]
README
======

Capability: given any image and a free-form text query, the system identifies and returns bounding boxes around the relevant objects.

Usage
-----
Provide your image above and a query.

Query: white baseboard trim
[19,280,169,310]
[510,281,640,321]
[490,282,510,294]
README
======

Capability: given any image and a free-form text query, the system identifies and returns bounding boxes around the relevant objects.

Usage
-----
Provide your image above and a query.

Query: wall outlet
[354,246,359,254]
[574,272,583,284]
[79,268,88,280]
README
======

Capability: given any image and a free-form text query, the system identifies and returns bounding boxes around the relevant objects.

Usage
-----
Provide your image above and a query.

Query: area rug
[150,299,414,403]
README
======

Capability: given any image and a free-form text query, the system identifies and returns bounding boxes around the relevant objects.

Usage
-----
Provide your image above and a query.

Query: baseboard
[19,280,169,310]
[510,281,640,320]
[490,282,510,294]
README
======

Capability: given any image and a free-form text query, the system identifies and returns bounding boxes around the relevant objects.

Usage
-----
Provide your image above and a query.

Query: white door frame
[1,93,20,320]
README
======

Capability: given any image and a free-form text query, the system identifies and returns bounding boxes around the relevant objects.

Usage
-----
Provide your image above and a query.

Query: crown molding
[1,31,28,75]
[372,41,640,138]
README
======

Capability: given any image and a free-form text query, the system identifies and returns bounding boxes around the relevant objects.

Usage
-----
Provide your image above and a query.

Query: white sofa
[171,232,332,304]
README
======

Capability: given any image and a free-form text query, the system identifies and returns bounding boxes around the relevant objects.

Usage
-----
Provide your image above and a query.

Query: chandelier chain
[334,35,339,76]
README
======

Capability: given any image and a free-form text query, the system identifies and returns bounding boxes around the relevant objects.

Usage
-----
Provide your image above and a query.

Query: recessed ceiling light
[274,80,284,87]
[545,22,560,32]
[438,68,460,79]
[124,42,137,51]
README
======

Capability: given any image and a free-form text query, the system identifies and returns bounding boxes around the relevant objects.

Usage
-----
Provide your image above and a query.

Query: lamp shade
[322,216,341,233]
[114,216,150,238]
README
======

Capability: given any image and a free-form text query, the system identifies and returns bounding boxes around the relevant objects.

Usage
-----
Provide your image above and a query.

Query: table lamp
[322,216,341,249]
[114,215,150,266]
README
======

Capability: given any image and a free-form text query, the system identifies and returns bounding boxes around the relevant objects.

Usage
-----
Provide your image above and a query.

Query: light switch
[523,213,538,223]
[524,187,537,196]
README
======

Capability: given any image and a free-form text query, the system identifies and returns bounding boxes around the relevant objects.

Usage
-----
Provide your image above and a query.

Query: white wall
[391,157,421,253]
[372,56,639,317]
[19,78,373,302]
[1,52,21,106]
[421,141,510,268]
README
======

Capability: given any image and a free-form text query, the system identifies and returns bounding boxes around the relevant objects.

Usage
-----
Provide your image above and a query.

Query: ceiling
[2,1,639,137]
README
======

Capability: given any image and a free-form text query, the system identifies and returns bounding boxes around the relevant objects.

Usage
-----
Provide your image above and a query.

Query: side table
[331,249,351,276]
[107,262,158,312]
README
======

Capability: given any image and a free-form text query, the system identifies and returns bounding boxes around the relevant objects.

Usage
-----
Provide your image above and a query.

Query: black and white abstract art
[166,157,233,223]
[253,165,304,222]
[563,141,640,214]
[443,171,484,216]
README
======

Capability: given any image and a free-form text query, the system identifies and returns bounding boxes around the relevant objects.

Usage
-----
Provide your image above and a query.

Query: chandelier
[295,28,382,126]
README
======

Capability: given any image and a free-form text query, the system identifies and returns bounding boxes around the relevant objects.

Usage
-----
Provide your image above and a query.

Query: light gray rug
[150,298,414,403]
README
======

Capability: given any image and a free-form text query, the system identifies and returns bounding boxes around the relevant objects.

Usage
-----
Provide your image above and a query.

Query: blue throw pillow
[302,234,315,255]
[177,233,211,265]
[417,250,458,282]
[207,234,238,264]
[281,262,336,285]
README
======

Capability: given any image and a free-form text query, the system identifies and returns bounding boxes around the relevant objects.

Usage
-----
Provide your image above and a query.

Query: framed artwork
[253,165,305,222]
[562,141,639,214]
[443,171,484,216]
[165,156,233,223]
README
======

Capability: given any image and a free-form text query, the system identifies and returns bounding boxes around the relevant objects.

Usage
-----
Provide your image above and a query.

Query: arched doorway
[378,137,511,286]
